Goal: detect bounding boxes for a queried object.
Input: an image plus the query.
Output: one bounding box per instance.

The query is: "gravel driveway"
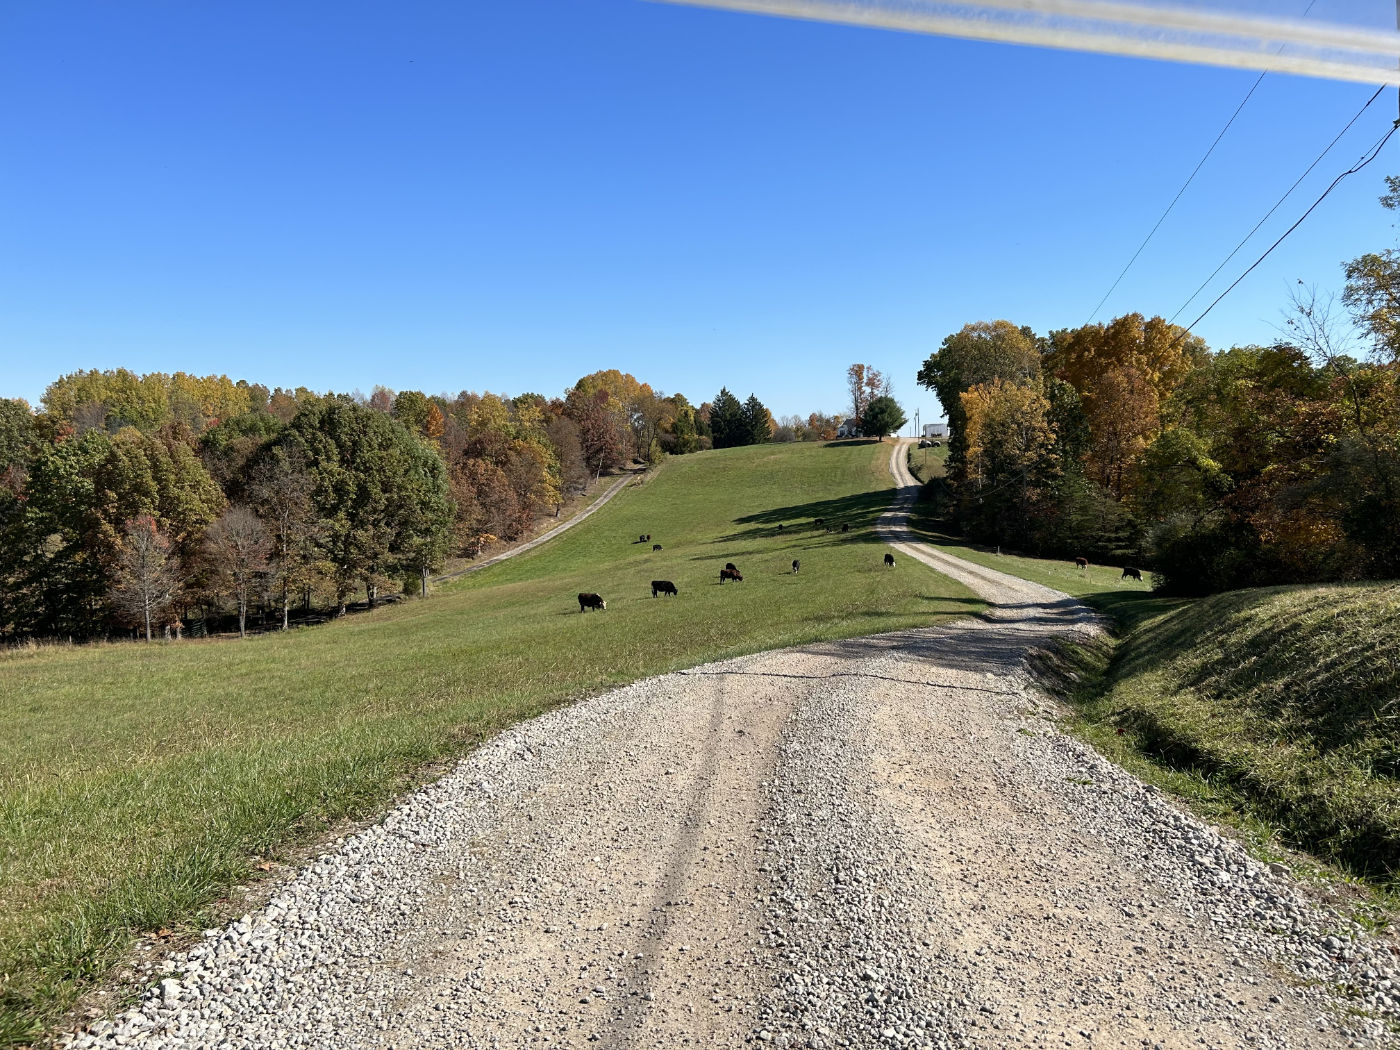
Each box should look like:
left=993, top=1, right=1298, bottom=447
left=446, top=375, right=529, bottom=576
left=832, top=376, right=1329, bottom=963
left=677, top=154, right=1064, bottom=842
left=68, top=442, right=1400, bottom=1049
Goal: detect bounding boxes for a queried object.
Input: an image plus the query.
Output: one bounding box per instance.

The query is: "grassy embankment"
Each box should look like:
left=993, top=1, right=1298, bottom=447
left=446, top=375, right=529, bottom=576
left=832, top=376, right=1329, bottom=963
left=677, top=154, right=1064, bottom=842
left=0, top=440, right=983, bottom=1046
left=907, top=443, right=1400, bottom=895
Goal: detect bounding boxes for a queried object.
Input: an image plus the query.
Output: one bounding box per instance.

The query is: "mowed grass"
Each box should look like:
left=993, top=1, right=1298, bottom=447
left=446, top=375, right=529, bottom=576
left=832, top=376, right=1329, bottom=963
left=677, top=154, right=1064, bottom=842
left=1078, top=583, right=1400, bottom=886
left=0, top=440, right=983, bottom=1044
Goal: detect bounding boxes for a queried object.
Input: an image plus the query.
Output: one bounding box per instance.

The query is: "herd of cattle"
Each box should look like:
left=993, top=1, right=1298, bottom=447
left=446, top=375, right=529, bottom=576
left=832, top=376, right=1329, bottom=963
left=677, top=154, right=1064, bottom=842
left=577, top=519, right=887, bottom=613
left=576, top=526, right=1147, bottom=613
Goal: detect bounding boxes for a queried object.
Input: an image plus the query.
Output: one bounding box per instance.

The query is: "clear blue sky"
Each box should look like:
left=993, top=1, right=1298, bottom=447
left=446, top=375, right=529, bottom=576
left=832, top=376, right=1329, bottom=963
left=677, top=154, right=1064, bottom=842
left=2, top=1, right=1397, bottom=425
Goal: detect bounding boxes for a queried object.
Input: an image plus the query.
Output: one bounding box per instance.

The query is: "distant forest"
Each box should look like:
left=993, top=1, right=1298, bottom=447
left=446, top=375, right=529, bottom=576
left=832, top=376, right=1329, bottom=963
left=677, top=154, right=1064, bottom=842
left=0, top=369, right=847, bottom=643
left=921, top=179, right=1400, bottom=594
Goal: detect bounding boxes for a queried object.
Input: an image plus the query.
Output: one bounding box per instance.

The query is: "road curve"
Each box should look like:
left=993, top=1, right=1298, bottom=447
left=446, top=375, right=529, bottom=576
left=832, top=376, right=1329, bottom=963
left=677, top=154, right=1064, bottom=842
left=70, top=445, right=1398, bottom=1050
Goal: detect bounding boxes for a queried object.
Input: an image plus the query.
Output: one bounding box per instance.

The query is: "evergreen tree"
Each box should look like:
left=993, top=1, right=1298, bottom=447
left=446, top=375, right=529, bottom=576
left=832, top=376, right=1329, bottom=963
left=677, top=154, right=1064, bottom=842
left=709, top=388, right=745, bottom=449
left=742, top=394, right=774, bottom=444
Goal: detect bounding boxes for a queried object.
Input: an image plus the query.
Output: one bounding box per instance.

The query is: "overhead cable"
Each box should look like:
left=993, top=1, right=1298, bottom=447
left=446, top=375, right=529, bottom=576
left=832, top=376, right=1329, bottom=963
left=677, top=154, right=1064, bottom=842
left=1169, top=84, right=1386, bottom=325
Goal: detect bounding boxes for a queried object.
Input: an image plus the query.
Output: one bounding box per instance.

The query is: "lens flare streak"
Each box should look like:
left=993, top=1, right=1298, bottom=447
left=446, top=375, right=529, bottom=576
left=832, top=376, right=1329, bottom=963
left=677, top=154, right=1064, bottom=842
left=658, top=0, right=1400, bottom=85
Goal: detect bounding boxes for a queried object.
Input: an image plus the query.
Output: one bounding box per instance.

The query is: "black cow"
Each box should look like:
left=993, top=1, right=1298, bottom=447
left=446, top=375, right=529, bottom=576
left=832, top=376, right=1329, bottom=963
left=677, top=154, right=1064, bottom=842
left=1122, top=566, right=1143, bottom=581
left=651, top=580, right=678, bottom=597
left=637, top=534, right=646, bottom=544
left=652, top=544, right=662, bottom=551
left=578, top=592, right=607, bottom=612
left=720, top=568, right=743, bottom=583
left=840, top=523, right=849, bottom=533
left=777, top=523, right=785, bottom=532
left=792, top=559, right=800, bottom=574
left=725, top=562, right=738, bottom=572
left=884, top=553, right=895, bottom=569
left=1075, top=557, right=1088, bottom=570
left=814, top=518, right=825, bottom=527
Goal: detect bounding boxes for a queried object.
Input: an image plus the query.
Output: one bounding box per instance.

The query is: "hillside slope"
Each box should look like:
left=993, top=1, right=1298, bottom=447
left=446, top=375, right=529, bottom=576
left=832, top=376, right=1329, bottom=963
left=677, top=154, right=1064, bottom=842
left=0, top=440, right=981, bottom=1044
left=1078, top=581, right=1400, bottom=882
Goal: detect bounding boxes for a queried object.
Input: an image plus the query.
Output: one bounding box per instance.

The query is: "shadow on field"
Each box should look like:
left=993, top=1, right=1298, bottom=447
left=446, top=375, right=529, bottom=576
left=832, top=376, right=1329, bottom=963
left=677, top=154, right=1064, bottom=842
left=718, top=490, right=895, bottom=545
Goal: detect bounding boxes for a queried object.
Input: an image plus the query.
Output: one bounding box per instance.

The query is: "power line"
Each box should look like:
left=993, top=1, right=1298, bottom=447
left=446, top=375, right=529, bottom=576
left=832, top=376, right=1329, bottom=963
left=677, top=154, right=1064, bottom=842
left=1178, top=117, right=1400, bottom=336
left=1083, top=0, right=1319, bottom=325
left=1169, top=85, right=1386, bottom=325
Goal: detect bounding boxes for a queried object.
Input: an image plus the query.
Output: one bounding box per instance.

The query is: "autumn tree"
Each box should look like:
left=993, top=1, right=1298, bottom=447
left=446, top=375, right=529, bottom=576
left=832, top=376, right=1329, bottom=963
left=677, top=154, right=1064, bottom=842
left=109, top=515, right=180, bottom=640
left=545, top=414, right=589, bottom=507
left=1342, top=174, right=1400, bottom=362
left=203, top=506, right=272, bottom=637
left=662, top=394, right=702, bottom=454
left=959, top=378, right=1058, bottom=548
left=846, top=364, right=888, bottom=429
left=918, top=322, right=1042, bottom=482
left=246, top=446, right=319, bottom=629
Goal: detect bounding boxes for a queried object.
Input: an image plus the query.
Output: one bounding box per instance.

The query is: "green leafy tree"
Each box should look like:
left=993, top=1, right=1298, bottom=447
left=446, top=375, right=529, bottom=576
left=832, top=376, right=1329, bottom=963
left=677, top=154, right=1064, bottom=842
left=861, top=395, right=906, bottom=440
left=279, top=397, right=453, bottom=614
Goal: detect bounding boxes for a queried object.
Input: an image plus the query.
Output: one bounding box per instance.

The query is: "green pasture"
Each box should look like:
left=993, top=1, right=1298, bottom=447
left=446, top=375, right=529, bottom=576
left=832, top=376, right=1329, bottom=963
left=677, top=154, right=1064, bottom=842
left=0, top=439, right=982, bottom=1044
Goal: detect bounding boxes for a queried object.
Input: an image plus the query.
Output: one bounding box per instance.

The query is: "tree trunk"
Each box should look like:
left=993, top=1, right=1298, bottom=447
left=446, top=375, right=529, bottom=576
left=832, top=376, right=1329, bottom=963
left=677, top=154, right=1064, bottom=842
left=237, top=593, right=247, bottom=639
left=420, top=565, right=428, bottom=599
left=282, top=582, right=290, bottom=631
left=143, top=599, right=152, bottom=642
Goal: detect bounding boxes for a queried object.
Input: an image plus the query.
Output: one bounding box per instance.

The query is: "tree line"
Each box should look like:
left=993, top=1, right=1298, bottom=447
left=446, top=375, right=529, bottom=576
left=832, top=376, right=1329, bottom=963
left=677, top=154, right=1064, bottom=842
left=919, top=179, right=1400, bottom=594
left=0, top=368, right=878, bottom=641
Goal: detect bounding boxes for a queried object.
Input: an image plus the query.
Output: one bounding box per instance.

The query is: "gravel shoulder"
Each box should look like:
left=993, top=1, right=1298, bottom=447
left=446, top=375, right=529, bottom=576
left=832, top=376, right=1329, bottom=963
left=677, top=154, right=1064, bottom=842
left=66, top=441, right=1399, bottom=1049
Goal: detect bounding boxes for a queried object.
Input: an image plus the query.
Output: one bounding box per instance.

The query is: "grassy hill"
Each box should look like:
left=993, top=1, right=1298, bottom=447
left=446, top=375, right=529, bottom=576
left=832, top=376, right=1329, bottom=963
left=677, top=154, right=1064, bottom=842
left=1077, top=582, right=1400, bottom=886
left=0, top=439, right=982, bottom=1044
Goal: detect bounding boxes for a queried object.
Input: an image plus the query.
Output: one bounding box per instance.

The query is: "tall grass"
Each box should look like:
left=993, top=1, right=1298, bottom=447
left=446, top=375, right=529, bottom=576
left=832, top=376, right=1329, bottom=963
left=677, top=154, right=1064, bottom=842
left=0, top=440, right=982, bottom=1045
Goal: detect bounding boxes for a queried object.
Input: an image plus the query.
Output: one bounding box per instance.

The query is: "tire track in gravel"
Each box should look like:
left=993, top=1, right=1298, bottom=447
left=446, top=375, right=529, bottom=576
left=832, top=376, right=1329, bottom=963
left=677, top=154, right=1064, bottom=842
left=67, top=442, right=1400, bottom=1050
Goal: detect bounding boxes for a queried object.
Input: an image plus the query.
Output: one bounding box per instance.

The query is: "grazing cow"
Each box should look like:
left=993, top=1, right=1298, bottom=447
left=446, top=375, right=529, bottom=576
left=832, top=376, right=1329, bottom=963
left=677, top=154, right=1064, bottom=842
left=1075, top=557, right=1088, bottom=570
left=651, top=580, right=678, bottom=597
left=637, top=534, right=646, bottom=544
left=578, top=592, right=607, bottom=613
left=814, top=518, right=825, bottom=527
left=777, top=523, right=785, bottom=532
left=1122, top=566, right=1143, bottom=581
left=720, top=568, right=743, bottom=583
left=884, top=553, right=895, bottom=569
left=725, top=562, right=738, bottom=572
left=652, top=544, right=662, bottom=551
left=841, top=523, right=849, bottom=533
left=792, top=559, right=800, bottom=574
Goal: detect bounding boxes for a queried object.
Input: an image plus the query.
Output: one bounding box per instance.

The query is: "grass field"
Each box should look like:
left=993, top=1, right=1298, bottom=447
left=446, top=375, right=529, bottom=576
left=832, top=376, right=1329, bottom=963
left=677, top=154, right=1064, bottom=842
left=0, top=440, right=983, bottom=1045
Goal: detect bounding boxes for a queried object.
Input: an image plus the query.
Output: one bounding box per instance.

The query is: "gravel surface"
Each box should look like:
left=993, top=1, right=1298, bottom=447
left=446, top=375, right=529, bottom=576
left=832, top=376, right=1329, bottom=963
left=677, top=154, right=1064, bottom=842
left=65, top=441, right=1399, bottom=1049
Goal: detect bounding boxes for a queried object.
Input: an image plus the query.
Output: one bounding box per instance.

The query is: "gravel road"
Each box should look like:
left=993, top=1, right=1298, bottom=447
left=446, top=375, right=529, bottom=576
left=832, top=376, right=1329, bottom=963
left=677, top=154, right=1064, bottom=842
left=68, top=441, right=1400, bottom=1049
